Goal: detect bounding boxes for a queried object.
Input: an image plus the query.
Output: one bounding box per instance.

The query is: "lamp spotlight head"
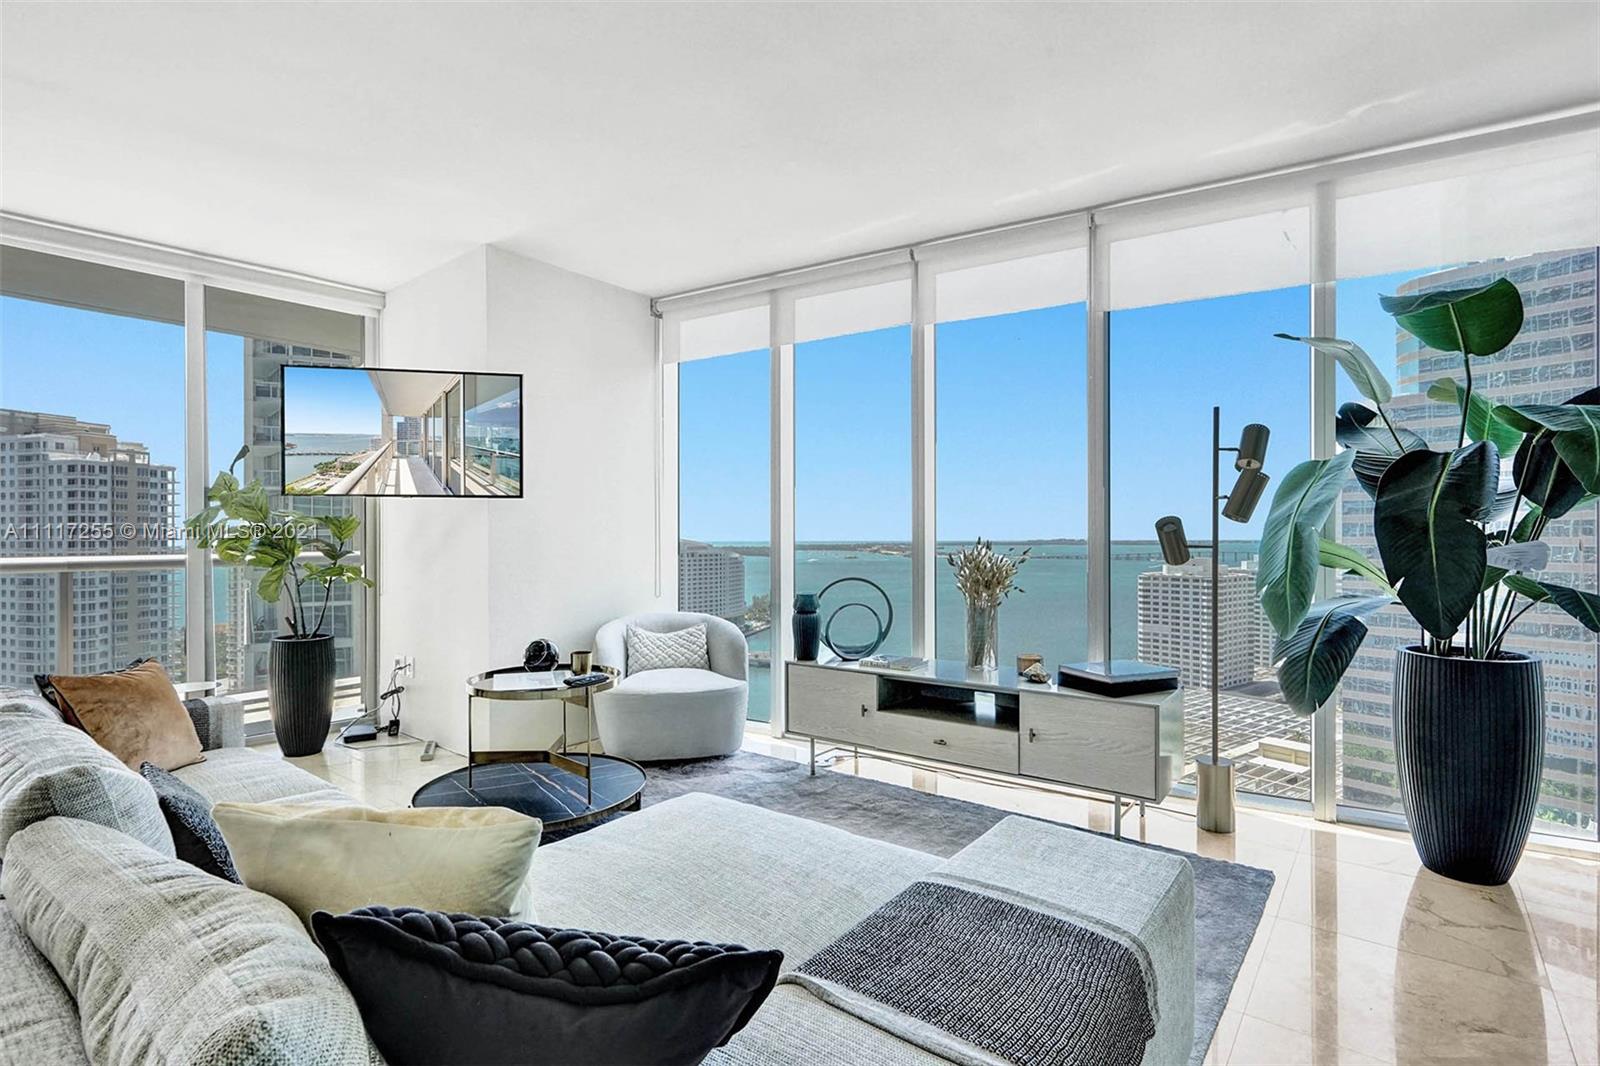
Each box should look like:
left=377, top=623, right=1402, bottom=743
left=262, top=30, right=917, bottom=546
left=1223, top=468, right=1271, bottom=522
left=1235, top=423, right=1271, bottom=471
left=1154, top=515, right=1191, bottom=566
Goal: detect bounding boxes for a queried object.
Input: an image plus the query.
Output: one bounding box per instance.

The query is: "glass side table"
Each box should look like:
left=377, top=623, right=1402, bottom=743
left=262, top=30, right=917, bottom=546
left=463, top=664, right=618, bottom=804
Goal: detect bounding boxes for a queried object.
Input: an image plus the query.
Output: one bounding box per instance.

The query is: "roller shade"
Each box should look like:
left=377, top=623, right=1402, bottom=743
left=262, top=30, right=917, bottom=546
left=662, top=295, right=769, bottom=363
left=918, top=216, right=1088, bottom=323
left=932, top=248, right=1088, bottom=323
left=1336, top=131, right=1600, bottom=280
left=205, top=285, right=365, bottom=355
left=788, top=266, right=911, bottom=345
left=0, top=246, right=183, bottom=323
left=1105, top=202, right=1311, bottom=311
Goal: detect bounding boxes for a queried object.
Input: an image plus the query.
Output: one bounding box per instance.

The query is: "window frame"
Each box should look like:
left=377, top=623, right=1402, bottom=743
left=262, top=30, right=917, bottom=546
left=0, top=218, right=384, bottom=721
left=659, top=117, right=1600, bottom=842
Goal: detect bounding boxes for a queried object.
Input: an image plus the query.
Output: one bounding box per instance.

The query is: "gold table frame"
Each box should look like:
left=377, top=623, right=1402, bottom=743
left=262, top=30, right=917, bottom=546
left=463, top=664, right=619, bottom=804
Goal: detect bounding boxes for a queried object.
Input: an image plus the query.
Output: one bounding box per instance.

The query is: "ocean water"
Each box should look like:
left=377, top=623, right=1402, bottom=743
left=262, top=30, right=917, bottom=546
left=282, top=433, right=375, bottom=483
left=726, top=540, right=1262, bottom=722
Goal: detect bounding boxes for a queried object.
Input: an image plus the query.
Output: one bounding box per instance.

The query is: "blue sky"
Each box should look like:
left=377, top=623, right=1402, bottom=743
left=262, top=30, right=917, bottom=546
left=679, top=280, right=1416, bottom=543
left=0, top=269, right=1423, bottom=539
left=282, top=366, right=381, bottom=435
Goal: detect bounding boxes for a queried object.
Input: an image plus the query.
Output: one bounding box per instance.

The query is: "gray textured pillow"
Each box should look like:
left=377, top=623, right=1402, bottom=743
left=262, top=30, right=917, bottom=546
left=625, top=623, right=711, bottom=675
left=141, top=762, right=240, bottom=883
left=0, top=712, right=173, bottom=862
left=1, top=817, right=376, bottom=1066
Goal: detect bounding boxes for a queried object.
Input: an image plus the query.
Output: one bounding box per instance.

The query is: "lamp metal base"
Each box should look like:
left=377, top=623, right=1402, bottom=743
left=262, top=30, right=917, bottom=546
left=1196, top=754, right=1236, bottom=834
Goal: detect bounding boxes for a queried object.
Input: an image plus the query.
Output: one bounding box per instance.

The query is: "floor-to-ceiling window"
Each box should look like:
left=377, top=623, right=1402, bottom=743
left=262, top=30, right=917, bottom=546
left=1105, top=205, right=1313, bottom=800
left=1331, top=142, right=1600, bottom=837
left=794, top=273, right=914, bottom=661
left=203, top=287, right=369, bottom=709
left=662, top=125, right=1599, bottom=839
left=672, top=300, right=773, bottom=720
left=931, top=246, right=1089, bottom=668
left=0, top=249, right=187, bottom=683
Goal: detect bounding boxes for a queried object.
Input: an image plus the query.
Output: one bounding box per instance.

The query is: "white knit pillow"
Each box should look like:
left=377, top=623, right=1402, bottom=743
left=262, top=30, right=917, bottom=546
left=626, top=623, right=711, bottom=675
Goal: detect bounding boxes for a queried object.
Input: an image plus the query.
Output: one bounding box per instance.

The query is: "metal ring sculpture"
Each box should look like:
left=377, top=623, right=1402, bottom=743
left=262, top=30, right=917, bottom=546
left=817, top=576, right=894, bottom=661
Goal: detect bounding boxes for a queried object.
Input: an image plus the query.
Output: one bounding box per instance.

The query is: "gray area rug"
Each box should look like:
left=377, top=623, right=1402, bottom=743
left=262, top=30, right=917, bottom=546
left=618, top=750, right=1273, bottom=1066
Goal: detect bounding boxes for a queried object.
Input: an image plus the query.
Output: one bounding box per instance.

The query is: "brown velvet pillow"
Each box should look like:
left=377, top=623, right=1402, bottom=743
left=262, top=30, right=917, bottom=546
left=36, top=660, right=205, bottom=772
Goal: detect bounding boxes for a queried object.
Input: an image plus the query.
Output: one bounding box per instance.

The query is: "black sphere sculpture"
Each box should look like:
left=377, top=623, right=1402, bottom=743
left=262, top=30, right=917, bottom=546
left=816, top=577, right=893, bottom=661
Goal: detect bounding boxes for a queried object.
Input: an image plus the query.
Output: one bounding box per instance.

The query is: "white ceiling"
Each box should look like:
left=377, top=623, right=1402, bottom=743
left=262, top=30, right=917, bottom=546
left=2, top=2, right=1597, bottom=297
left=369, top=370, right=457, bottom=418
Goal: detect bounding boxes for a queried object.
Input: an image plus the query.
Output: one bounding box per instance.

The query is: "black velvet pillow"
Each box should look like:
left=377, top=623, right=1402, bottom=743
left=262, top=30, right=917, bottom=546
left=312, top=906, right=783, bottom=1066
left=139, top=761, right=240, bottom=883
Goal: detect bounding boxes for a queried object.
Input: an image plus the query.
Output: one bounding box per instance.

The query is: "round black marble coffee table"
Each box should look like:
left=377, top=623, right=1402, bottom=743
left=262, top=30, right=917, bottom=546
left=412, top=754, right=645, bottom=831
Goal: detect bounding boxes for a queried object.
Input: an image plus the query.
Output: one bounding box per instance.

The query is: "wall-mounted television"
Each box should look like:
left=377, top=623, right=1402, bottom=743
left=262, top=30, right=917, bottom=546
left=279, top=365, right=523, bottom=498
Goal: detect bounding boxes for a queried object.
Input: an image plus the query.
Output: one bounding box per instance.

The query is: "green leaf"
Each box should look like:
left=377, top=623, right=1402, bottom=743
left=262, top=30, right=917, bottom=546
left=223, top=482, right=270, bottom=524
left=1501, top=574, right=1550, bottom=603
left=207, top=470, right=240, bottom=500
left=1275, top=334, right=1392, bottom=405
left=1257, top=451, right=1356, bottom=637
left=256, top=565, right=288, bottom=604
left=318, top=514, right=361, bottom=542
left=1335, top=404, right=1428, bottom=500
left=1318, top=538, right=1396, bottom=597
left=1496, top=404, right=1600, bottom=494
left=1373, top=442, right=1497, bottom=641
left=1335, top=403, right=1427, bottom=456
left=1427, top=378, right=1523, bottom=453
left=1274, top=595, right=1393, bottom=715
left=1379, top=277, right=1524, bottom=356
left=1539, top=583, right=1600, bottom=633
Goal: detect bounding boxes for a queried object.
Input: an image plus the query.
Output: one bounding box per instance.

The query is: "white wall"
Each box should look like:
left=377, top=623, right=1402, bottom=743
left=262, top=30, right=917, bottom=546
left=378, top=245, right=668, bottom=754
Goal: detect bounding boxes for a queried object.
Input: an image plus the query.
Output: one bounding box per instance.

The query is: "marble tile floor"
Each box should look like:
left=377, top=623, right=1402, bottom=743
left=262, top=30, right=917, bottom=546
left=259, top=732, right=1599, bottom=1066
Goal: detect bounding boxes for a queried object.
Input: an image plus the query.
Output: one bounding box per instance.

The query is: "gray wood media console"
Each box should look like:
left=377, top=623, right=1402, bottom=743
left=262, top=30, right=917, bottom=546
left=785, top=659, right=1183, bottom=837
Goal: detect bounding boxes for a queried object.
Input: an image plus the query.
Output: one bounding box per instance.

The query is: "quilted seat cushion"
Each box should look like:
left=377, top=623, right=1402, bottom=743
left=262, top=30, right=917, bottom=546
left=172, top=747, right=356, bottom=807
left=613, top=668, right=745, bottom=698
left=313, top=905, right=782, bottom=1066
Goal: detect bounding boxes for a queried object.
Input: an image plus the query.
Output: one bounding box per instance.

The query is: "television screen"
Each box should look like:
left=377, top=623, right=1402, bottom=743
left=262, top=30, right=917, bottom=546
left=279, top=366, right=522, bottom=497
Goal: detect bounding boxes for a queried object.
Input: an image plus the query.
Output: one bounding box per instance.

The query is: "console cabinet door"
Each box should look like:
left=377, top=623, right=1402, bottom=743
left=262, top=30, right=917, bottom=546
left=1019, top=692, right=1158, bottom=799
left=786, top=664, right=878, bottom=744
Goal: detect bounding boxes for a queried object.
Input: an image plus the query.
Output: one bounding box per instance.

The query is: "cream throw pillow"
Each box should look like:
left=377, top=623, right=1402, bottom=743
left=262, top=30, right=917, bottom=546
left=212, top=803, right=540, bottom=927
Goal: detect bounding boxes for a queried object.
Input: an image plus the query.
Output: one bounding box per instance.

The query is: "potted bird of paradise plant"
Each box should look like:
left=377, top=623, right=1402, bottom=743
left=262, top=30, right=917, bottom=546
left=187, top=446, right=372, bottom=756
left=1259, top=277, right=1599, bottom=884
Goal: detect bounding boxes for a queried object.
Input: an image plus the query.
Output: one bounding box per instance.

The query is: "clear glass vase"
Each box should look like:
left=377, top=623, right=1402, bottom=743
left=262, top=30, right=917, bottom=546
left=964, top=600, right=999, bottom=671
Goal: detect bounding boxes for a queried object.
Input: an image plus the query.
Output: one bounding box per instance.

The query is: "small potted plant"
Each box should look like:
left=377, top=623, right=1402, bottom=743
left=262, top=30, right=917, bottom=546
left=1261, top=278, right=1600, bottom=884
left=187, top=446, right=373, bottom=756
left=947, top=539, right=1028, bottom=671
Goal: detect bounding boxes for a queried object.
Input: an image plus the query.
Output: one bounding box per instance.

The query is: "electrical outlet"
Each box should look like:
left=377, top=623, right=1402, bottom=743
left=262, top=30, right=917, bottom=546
left=403, top=656, right=415, bottom=678
left=392, top=655, right=404, bottom=673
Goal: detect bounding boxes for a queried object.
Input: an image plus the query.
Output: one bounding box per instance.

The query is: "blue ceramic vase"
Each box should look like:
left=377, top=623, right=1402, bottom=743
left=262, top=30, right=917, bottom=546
left=793, top=594, right=821, bottom=661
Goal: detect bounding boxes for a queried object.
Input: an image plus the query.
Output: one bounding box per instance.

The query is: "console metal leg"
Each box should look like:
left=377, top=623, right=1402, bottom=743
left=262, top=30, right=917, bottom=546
left=809, top=736, right=816, bottom=776
left=1139, top=799, right=1146, bottom=819
left=1113, top=793, right=1122, bottom=838
left=466, top=695, right=473, bottom=789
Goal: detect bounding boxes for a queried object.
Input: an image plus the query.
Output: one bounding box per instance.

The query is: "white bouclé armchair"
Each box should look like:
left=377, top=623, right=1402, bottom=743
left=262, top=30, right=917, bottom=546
left=592, top=611, right=748, bottom=762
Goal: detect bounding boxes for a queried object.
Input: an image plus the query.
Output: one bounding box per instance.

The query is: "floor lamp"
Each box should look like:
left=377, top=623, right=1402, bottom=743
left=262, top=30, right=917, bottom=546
left=1154, top=407, right=1270, bottom=835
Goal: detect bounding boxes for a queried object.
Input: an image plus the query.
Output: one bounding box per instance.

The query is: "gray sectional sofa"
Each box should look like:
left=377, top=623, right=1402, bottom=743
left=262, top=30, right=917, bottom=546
left=0, top=685, right=1197, bottom=1066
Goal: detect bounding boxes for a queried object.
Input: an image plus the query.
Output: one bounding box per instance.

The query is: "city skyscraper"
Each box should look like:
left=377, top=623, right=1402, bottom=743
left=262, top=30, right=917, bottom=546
left=1339, top=248, right=1599, bottom=834
left=1136, top=560, right=1260, bottom=688
left=0, top=409, right=183, bottom=685
left=678, top=540, right=747, bottom=619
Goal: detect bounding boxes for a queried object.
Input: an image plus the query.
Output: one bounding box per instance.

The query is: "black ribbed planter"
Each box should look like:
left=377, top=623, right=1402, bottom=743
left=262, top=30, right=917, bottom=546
left=1393, top=646, right=1544, bottom=886
left=269, top=634, right=336, bottom=757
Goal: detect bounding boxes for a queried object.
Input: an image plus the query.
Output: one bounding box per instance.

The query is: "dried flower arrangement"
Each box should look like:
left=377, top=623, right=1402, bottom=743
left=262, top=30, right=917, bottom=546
left=946, top=538, right=1029, bottom=608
